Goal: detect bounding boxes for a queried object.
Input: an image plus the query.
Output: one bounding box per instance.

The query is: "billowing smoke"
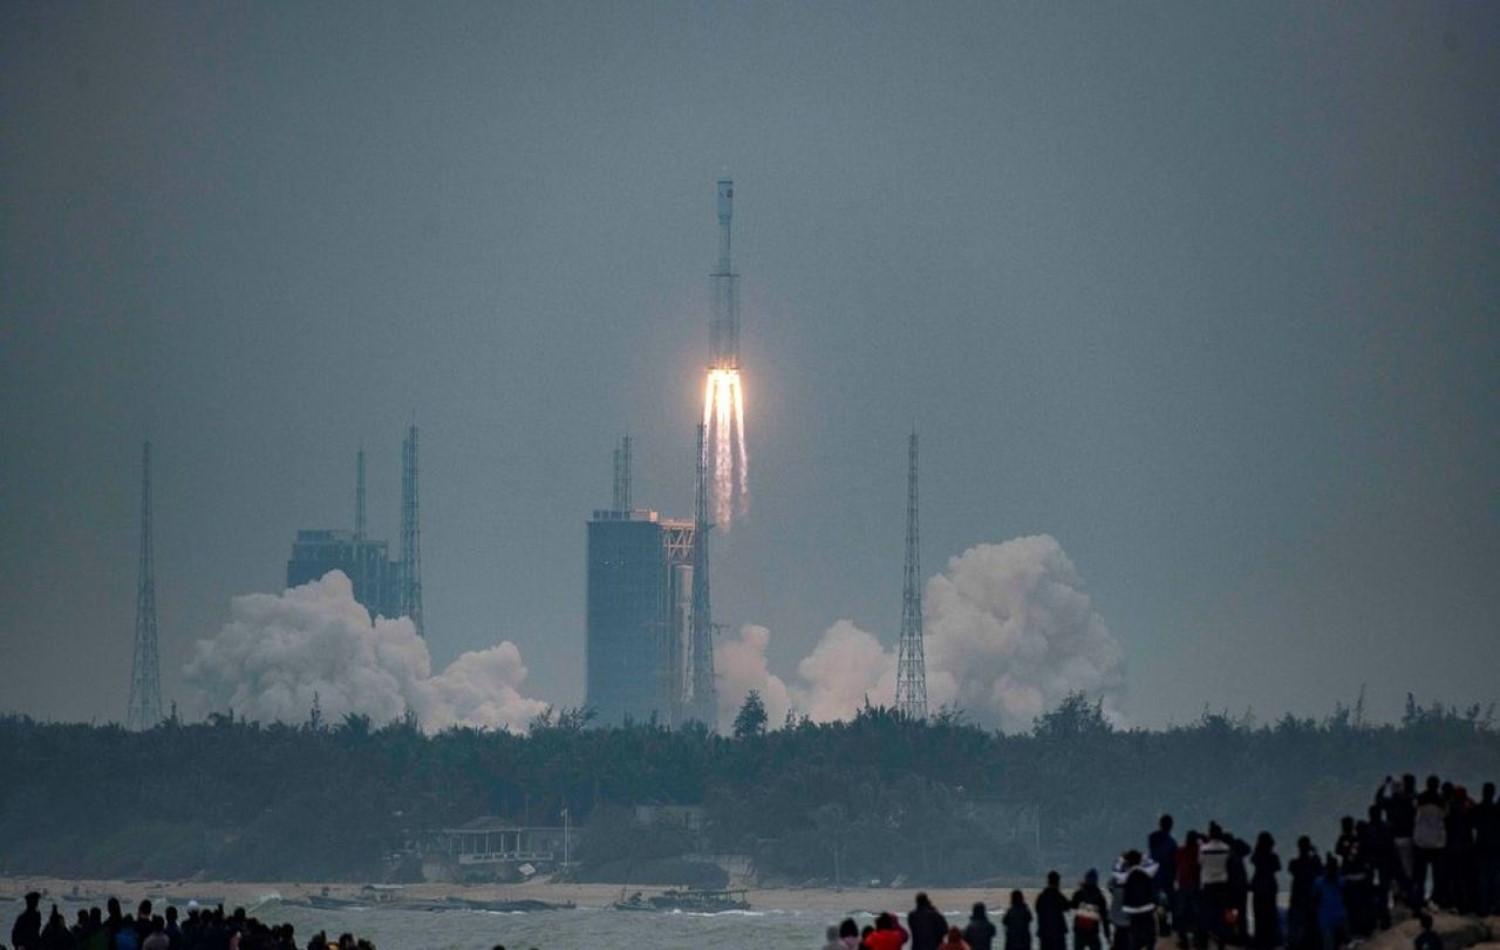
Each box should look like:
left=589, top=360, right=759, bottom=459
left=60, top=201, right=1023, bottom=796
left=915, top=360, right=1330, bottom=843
left=925, top=535, right=1124, bottom=728
left=182, top=572, right=548, bottom=733
left=715, top=624, right=793, bottom=727
left=716, top=535, right=1125, bottom=732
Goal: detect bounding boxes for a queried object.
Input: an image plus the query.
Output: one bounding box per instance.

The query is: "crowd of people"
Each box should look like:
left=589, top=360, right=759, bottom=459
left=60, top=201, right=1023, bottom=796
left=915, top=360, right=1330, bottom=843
left=7, top=772, right=1497, bottom=950
left=6, top=897, right=375, bottom=950
left=822, top=773, right=1500, bottom=950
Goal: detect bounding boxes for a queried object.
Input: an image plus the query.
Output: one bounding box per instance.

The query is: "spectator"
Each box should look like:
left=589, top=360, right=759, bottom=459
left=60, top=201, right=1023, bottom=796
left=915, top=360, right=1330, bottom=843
left=964, top=903, right=996, bottom=950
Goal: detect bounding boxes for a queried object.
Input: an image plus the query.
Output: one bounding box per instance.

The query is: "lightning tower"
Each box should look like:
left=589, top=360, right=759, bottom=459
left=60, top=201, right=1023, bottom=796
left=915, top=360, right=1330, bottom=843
left=611, top=435, right=633, bottom=511
left=895, top=431, right=928, bottom=719
left=400, top=424, right=425, bottom=637
left=687, top=422, right=718, bottom=729
left=703, top=176, right=748, bottom=528
left=127, top=440, right=162, bottom=730
left=355, top=446, right=367, bottom=540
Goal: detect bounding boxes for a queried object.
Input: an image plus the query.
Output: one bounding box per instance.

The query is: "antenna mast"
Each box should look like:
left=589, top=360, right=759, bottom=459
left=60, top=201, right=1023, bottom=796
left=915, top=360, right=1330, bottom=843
left=127, top=440, right=162, bottom=730
left=401, top=424, right=425, bottom=637
left=355, top=446, right=367, bottom=540
left=895, top=430, right=928, bottom=719
left=612, top=435, right=632, bottom=511
left=688, top=423, right=718, bottom=730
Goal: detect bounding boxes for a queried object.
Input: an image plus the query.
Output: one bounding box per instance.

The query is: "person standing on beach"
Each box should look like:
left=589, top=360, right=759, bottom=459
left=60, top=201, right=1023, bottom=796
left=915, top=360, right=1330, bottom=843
left=1314, top=855, right=1347, bottom=950
left=1003, top=890, right=1034, bottom=950
left=10, top=891, right=42, bottom=950
left=964, top=902, right=997, bottom=950
left=1071, top=869, right=1110, bottom=950
left=1379, top=775, right=1418, bottom=902
left=1037, top=871, right=1070, bottom=950
left=909, top=893, right=949, bottom=950
left=1150, top=816, right=1179, bottom=938
left=1476, top=782, right=1500, bottom=915
left=1287, top=836, right=1321, bottom=950
left=1198, top=825, right=1232, bottom=950
left=1117, top=850, right=1158, bottom=950
left=1249, top=832, right=1281, bottom=950
left=1413, top=776, right=1447, bottom=907
left=1175, top=831, right=1202, bottom=950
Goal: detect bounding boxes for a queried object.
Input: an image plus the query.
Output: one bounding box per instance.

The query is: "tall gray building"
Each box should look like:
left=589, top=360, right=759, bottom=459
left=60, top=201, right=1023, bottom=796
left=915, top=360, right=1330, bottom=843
left=585, top=508, right=695, bottom=726
left=286, top=438, right=420, bottom=628
left=586, top=436, right=699, bottom=725
left=286, top=528, right=402, bottom=620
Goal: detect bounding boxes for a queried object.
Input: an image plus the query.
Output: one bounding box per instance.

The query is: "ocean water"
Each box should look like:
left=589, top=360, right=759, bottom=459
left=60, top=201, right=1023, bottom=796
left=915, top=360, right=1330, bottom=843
left=10, top=898, right=898, bottom=950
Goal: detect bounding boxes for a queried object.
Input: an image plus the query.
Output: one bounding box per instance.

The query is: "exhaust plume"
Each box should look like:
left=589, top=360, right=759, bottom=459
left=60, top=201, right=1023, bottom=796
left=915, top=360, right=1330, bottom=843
left=182, top=571, right=547, bottom=733
left=716, top=535, right=1125, bottom=732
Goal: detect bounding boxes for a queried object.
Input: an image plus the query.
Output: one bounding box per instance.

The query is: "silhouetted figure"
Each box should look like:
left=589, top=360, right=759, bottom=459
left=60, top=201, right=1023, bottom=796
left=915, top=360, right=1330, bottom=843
left=163, top=908, right=180, bottom=950
left=1176, top=830, right=1202, bottom=950
left=1117, top=849, right=1158, bottom=950
left=1314, top=855, right=1347, bottom=950
left=1361, top=804, right=1395, bottom=930
left=1199, top=824, right=1232, bottom=950
left=39, top=905, right=71, bottom=950
left=829, top=924, right=853, bottom=950
left=1037, top=871, right=1070, bottom=950
left=1004, top=890, right=1034, bottom=950
left=1378, top=775, right=1419, bottom=906
left=1477, top=782, right=1500, bottom=915
left=842, top=917, right=864, bottom=949
left=965, top=903, right=997, bottom=950
left=1445, top=784, right=1476, bottom=913
left=1287, top=836, right=1321, bottom=950
left=1250, top=832, right=1280, bottom=950
left=910, top=893, right=950, bottom=950
left=1342, top=828, right=1375, bottom=937
left=1150, top=815, right=1179, bottom=937
left=11, top=892, right=42, bottom=950
left=1413, top=775, right=1447, bottom=905
left=1108, top=857, right=1131, bottom=950
left=82, top=909, right=104, bottom=950
left=1071, top=869, right=1110, bottom=950
left=1229, top=834, right=1253, bottom=944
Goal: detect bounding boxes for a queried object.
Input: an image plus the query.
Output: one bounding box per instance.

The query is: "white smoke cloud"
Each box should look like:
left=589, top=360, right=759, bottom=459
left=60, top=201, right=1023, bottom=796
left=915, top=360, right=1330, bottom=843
left=794, top=620, right=897, bottom=721
left=717, top=535, right=1125, bottom=733
left=182, top=571, right=548, bottom=733
left=925, top=535, right=1124, bottom=729
left=715, top=624, right=793, bottom=728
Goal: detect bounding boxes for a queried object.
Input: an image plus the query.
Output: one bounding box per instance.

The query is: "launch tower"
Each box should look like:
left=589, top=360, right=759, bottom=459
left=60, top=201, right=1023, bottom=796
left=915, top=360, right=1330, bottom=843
left=895, top=431, right=928, bottom=719
left=127, top=440, right=162, bottom=731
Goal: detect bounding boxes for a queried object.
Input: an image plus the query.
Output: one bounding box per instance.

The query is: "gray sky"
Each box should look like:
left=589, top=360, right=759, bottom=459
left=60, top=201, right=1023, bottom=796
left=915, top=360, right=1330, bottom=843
left=2, top=1, right=1496, bottom=729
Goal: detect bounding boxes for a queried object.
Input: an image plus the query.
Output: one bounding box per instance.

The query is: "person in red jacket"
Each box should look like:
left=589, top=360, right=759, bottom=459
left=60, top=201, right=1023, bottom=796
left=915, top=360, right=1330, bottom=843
left=867, top=911, right=912, bottom=950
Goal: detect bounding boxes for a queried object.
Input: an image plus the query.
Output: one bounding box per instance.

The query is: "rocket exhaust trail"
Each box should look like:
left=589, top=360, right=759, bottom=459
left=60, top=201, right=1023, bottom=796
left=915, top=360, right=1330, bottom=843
left=704, top=176, right=747, bottom=528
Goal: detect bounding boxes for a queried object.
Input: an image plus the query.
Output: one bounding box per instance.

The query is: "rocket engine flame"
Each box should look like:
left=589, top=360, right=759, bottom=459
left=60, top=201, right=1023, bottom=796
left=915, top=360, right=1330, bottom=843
left=703, top=367, right=748, bottom=528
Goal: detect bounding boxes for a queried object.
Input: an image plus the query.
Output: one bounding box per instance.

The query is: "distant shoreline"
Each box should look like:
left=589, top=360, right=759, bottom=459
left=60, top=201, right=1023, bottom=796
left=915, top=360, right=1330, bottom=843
left=0, top=875, right=1034, bottom=916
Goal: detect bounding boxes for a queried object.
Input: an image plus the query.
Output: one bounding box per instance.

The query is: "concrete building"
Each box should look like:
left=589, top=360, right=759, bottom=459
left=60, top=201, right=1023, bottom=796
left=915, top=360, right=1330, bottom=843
left=585, top=507, right=695, bottom=726
left=286, top=528, right=402, bottom=620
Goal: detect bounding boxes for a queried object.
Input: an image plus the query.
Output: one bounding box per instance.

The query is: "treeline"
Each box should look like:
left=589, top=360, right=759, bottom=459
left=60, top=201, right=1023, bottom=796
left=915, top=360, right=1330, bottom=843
left=0, top=695, right=1496, bottom=886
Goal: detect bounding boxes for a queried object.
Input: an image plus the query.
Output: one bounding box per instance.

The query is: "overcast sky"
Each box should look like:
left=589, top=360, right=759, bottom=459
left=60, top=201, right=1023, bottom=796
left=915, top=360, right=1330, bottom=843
left=2, top=1, right=1496, bottom=729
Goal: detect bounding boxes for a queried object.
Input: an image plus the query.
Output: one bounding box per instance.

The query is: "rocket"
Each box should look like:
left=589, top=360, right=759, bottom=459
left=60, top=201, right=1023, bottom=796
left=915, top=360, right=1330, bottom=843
left=709, top=176, right=739, bottom=370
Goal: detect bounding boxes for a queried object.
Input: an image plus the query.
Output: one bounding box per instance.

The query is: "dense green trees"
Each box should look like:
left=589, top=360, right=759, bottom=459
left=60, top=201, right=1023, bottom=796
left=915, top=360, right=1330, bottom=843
left=0, top=696, right=1494, bottom=885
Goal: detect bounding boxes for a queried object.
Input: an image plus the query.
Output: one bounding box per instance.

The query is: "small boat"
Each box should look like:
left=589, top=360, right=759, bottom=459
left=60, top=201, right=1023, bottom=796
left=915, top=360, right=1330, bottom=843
left=613, top=888, right=750, bottom=913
